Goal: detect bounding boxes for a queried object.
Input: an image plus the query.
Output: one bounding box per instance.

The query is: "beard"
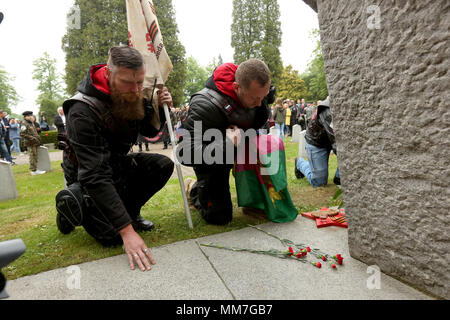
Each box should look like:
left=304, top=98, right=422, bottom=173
left=110, top=82, right=145, bottom=121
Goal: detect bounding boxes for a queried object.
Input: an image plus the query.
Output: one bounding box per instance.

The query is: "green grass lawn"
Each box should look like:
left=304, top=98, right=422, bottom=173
left=0, top=140, right=339, bottom=280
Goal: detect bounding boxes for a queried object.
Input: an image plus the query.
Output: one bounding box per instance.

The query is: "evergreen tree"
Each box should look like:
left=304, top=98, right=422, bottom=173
left=62, top=0, right=128, bottom=95
left=231, top=0, right=263, bottom=64
left=231, top=0, right=282, bottom=87
left=260, top=0, right=282, bottom=88
left=62, top=0, right=187, bottom=107
left=153, top=0, right=187, bottom=107
left=0, top=66, right=20, bottom=114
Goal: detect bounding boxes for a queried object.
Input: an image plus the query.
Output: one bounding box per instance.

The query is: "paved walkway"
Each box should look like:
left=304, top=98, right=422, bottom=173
left=5, top=216, right=433, bottom=300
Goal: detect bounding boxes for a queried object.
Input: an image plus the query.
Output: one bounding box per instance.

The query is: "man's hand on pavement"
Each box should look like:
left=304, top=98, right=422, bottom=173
left=120, top=224, right=156, bottom=271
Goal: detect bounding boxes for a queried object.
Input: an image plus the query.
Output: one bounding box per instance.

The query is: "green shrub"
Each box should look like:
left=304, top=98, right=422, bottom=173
left=19, top=130, right=59, bottom=150
left=39, top=130, right=58, bottom=146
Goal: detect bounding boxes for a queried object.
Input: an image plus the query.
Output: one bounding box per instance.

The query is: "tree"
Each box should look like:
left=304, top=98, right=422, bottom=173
left=0, top=66, right=20, bottom=114
left=62, top=0, right=186, bottom=107
left=153, top=0, right=187, bottom=108
left=32, top=52, right=64, bottom=104
left=277, top=65, right=307, bottom=101
left=184, top=56, right=208, bottom=103
left=260, top=0, right=283, bottom=88
left=231, top=0, right=282, bottom=87
left=301, top=29, right=328, bottom=102
left=62, top=0, right=129, bottom=95
left=231, top=0, right=263, bottom=64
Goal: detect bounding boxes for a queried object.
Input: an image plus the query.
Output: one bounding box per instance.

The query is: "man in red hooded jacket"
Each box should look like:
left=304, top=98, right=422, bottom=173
left=179, top=59, right=276, bottom=225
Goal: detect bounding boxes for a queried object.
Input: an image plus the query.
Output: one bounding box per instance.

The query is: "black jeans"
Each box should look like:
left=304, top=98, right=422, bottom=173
left=190, top=165, right=233, bottom=225
left=82, top=153, right=174, bottom=246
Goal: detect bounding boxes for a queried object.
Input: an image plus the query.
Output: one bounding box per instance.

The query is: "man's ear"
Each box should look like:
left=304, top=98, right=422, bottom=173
left=104, top=66, right=111, bottom=81
left=232, top=81, right=239, bottom=93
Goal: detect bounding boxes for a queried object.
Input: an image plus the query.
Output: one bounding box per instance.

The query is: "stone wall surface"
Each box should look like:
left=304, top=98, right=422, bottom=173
left=310, top=0, right=450, bottom=298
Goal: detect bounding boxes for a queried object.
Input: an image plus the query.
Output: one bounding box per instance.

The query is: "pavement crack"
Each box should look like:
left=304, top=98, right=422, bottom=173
left=195, top=240, right=237, bottom=300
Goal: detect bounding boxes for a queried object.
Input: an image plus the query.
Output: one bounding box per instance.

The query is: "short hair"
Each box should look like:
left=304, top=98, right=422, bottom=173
left=107, top=45, right=144, bottom=74
left=235, top=59, right=270, bottom=90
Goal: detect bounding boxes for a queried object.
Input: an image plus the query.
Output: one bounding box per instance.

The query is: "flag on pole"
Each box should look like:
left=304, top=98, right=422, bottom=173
left=126, top=0, right=193, bottom=229
left=234, top=135, right=298, bottom=223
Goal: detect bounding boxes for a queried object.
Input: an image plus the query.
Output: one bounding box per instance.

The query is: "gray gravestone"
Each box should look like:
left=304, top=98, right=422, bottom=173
left=269, top=126, right=279, bottom=136
left=0, top=160, right=18, bottom=202
left=291, top=124, right=301, bottom=142
left=298, top=130, right=307, bottom=159
left=37, top=146, right=52, bottom=172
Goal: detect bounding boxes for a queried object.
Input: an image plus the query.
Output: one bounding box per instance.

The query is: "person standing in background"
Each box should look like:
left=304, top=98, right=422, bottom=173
left=8, top=118, right=23, bottom=156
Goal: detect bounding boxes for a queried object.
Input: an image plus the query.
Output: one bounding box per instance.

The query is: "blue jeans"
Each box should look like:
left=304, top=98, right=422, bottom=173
left=10, top=138, right=22, bottom=155
left=296, top=141, right=339, bottom=188
left=0, top=138, right=12, bottom=162
left=275, top=123, right=285, bottom=140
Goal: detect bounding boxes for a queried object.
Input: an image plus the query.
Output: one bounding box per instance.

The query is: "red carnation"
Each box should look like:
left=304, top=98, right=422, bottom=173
left=302, top=251, right=307, bottom=256
left=331, top=264, right=336, bottom=269
left=317, top=262, right=322, bottom=268
left=337, top=257, right=344, bottom=265
left=336, top=254, right=342, bottom=259
left=288, top=247, right=294, bottom=256
left=306, top=247, right=311, bottom=252
left=322, top=255, right=327, bottom=261
left=296, top=253, right=301, bottom=259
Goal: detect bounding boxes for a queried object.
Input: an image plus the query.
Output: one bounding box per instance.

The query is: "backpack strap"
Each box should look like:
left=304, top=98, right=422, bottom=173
left=194, top=88, right=234, bottom=115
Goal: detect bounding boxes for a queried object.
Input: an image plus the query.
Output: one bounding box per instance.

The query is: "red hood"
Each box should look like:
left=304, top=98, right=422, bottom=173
left=213, top=63, right=239, bottom=102
left=90, top=64, right=111, bottom=95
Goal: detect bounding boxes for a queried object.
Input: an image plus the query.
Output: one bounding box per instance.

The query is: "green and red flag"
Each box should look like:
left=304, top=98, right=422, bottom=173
left=234, top=134, right=298, bottom=223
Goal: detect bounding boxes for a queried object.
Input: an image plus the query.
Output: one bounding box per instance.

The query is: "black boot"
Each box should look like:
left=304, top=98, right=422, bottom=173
left=294, top=157, right=305, bottom=179
left=56, top=212, right=75, bottom=234
left=132, top=215, right=155, bottom=232
left=333, top=176, right=341, bottom=185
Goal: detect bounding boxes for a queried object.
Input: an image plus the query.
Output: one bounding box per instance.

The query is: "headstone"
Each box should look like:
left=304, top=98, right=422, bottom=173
left=0, top=160, right=18, bottom=202
left=291, top=124, right=301, bottom=142
left=298, top=130, right=307, bottom=159
left=269, top=126, right=279, bottom=136
left=37, top=146, right=52, bottom=172
left=44, top=143, right=55, bottom=150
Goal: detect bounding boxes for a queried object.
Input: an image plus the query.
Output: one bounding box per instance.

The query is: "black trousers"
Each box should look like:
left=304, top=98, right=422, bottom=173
left=82, top=153, right=174, bottom=246
left=190, top=165, right=233, bottom=225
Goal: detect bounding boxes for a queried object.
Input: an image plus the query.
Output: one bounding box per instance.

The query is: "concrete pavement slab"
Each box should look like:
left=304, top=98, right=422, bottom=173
left=197, top=217, right=434, bottom=300
left=5, top=240, right=233, bottom=300
left=4, top=217, right=434, bottom=300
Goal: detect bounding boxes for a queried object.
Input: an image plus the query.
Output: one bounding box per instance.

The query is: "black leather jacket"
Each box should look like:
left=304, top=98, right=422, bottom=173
left=61, top=64, right=165, bottom=231
left=305, top=98, right=336, bottom=154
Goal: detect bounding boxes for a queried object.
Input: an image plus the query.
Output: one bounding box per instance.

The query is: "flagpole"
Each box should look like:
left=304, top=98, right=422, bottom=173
left=162, top=103, right=193, bottom=229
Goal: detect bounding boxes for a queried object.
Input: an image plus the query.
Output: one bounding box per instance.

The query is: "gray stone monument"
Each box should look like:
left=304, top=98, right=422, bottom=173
left=0, top=160, right=18, bottom=202
left=37, top=146, right=52, bottom=172
left=304, top=0, right=449, bottom=299
left=298, top=130, right=307, bottom=159
left=291, top=124, right=301, bottom=142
